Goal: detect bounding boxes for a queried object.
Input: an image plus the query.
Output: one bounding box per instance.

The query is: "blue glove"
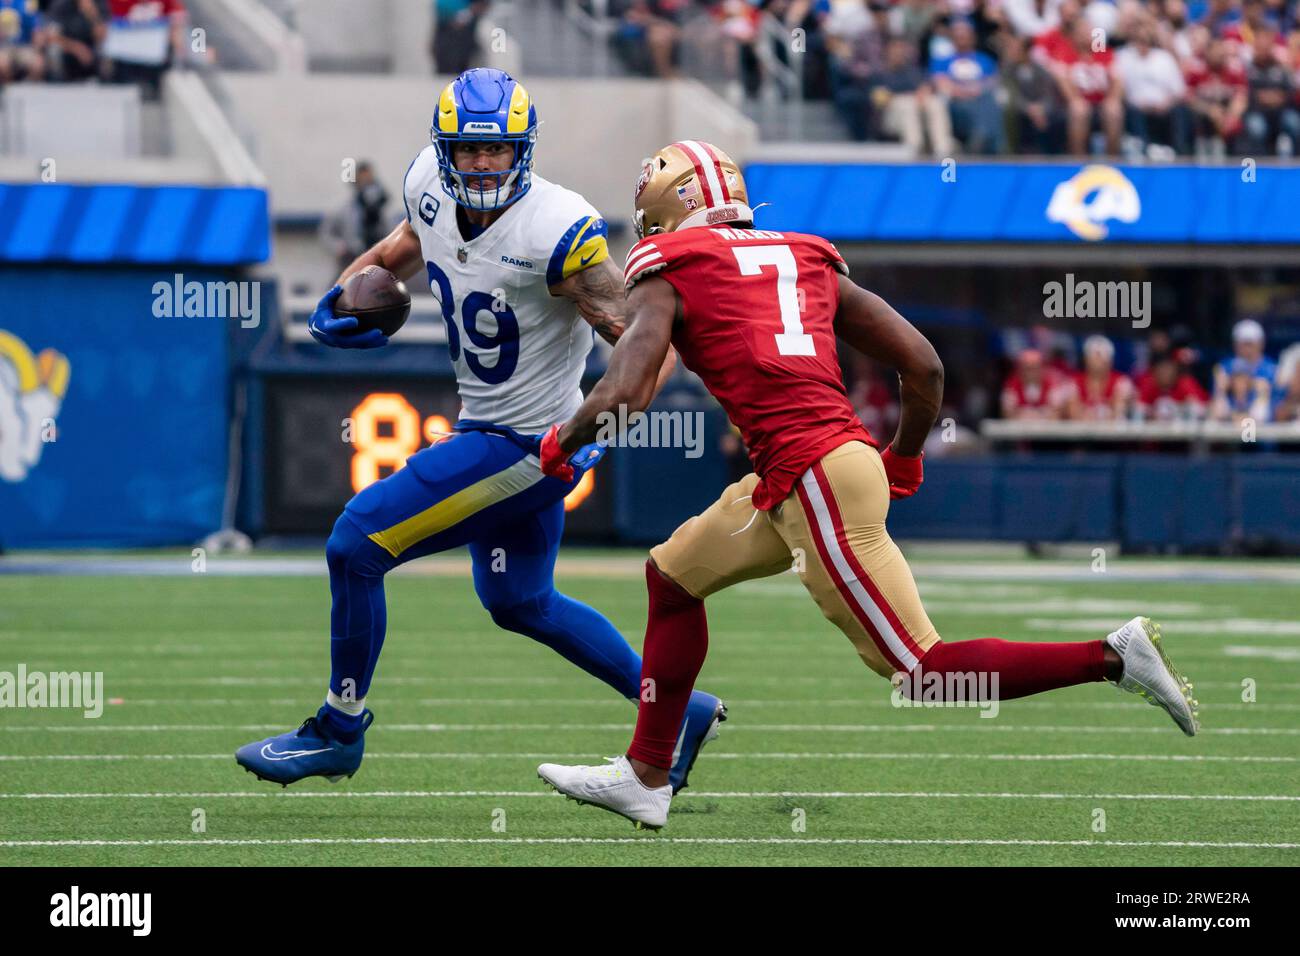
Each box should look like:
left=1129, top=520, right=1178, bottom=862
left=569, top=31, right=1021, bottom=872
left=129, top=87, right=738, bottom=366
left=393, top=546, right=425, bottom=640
left=307, top=285, right=389, bottom=349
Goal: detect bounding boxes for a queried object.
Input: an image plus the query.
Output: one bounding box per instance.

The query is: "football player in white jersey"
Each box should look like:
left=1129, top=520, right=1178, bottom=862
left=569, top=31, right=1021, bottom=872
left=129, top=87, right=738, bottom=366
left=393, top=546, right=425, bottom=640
left=237, top=68, right=725, bottom=793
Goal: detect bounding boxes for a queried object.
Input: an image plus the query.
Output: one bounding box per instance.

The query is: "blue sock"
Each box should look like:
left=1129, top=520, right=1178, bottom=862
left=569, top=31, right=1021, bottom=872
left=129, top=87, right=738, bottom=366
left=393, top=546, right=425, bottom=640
left=317, top=702, right=366, bottom=743
left=323, top=514, right=395, bottom=732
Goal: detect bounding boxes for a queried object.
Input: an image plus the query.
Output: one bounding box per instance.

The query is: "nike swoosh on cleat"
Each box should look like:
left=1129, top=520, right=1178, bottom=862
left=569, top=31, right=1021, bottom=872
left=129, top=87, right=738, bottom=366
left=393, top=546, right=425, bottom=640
left=260, top=744, right=333, bottom=761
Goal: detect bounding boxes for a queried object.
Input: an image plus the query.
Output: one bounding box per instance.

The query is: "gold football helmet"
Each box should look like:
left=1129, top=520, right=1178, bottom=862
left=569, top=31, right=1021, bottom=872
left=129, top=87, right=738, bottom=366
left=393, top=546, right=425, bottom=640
left=633, top=140, right=754, bottom=239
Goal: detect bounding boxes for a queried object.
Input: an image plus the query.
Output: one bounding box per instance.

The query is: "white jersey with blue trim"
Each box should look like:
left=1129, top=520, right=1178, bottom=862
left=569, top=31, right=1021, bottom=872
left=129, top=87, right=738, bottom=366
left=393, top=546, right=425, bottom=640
left=403, top=145, right=609, bottom=434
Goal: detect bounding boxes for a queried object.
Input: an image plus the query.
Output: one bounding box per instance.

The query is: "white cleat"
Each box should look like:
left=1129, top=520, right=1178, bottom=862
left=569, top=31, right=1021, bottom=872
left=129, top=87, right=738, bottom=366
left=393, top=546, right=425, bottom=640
left=1106, top=616, right=1200, bottom=737
left=537, top=755, right=672, bottom=830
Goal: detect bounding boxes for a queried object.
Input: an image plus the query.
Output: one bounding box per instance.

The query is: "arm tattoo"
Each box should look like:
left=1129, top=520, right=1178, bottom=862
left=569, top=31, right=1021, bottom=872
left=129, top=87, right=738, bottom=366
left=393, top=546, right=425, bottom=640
left=563, top=259, right=628, bottom=347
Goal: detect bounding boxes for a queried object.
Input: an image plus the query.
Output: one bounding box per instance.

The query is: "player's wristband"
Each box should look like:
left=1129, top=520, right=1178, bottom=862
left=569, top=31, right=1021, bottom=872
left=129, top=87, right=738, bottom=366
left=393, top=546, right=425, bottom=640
left=880, top=444, right=924, bottom=500
left=539, top=424, right=575, bottom=482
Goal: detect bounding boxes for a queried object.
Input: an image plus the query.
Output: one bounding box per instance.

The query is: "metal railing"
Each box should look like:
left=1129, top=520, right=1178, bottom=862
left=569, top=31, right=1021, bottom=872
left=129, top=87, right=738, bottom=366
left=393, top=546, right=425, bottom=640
left=981, top=419, right=1300, bottom=444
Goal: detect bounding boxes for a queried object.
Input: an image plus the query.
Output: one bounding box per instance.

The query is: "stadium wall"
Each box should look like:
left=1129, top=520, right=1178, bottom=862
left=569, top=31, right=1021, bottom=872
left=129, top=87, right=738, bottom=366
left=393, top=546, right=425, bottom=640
left=0, top=268, right=232, bottom=548
left=216, top=74, right=759, bottom=225
left=0, top=182, right=270, bottom=549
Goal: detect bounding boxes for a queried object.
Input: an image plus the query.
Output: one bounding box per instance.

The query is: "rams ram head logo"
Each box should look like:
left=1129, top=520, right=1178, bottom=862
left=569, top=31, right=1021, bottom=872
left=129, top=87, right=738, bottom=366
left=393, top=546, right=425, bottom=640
left=0, top=330, right=70, bottom=483
left=1046, top=165, right=1141, bottom=242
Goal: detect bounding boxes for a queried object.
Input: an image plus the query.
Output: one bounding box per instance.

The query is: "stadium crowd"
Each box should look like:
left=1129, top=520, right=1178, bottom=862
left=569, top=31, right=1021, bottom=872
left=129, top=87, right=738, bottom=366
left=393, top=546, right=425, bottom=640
left=603, top=0, right=1300, bottom=157
left=837, top=319, right=1300, bottom=458
left=0, top=0, right=188, bottom=97
left=994, top=319, right=1300, bottom=424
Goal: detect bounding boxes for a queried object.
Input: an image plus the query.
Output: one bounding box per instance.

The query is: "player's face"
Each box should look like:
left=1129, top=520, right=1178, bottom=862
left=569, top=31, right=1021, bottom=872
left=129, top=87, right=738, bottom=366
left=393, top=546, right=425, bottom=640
left=452, top=141, right=515, bottom=192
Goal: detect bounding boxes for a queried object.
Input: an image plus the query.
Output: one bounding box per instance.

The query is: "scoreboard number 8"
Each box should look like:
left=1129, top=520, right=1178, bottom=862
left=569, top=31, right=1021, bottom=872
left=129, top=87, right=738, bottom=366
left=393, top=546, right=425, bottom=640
left=349, top=393, right=451, bottom=491
left=347, top=392, right=594, bottom=512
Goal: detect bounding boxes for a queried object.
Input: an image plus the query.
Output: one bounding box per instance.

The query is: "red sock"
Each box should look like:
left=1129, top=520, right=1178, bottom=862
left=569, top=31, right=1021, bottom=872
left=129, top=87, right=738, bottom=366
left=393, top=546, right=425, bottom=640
left=627, top=562, right=709, bottom=770
left=905, top=638, right=1108, bottom=701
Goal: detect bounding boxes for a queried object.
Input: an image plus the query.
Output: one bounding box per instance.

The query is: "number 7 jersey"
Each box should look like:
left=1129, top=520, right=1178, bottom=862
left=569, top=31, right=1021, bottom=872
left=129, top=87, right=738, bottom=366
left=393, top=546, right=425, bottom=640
left=404, top=144, right=609, bottom=433
left=625, top=226, right=875, bottom=511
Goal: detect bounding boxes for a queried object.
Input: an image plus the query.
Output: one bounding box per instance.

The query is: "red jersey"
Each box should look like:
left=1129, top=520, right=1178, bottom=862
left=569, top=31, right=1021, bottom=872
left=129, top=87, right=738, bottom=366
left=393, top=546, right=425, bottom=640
left=1185, top=55, right=1248, bottom=105
left=1002, top=369, right=1065, bottom=416
left=1037, top=30, right=1115, bottom=103
left=625, top=226, right=874, bottom=511
left=1067, top=370, right=1134, bottom=418
left=108, top=0, right=184, bottom=19
left=1135, top=371, right=1210, bottom=420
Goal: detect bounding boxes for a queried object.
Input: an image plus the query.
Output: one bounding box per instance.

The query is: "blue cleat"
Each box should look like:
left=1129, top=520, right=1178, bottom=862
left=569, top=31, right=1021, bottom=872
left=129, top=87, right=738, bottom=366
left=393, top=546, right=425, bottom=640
left=668, top=691, right=726, bottom=794
left=236, top=709, right=374, bottom=787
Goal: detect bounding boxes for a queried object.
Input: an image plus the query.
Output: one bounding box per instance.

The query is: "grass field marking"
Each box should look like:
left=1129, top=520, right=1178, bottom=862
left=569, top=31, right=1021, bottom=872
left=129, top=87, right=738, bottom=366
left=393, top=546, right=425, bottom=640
left=7, top=722, right=1295, bottom=735
left=91, top=676, right=572, bottom=686
left=71, top=698, right=1300, bottom=712
left=1224, top=646, right=1300, bottom=662
left=2, top=837, right=1297, bottom=849
left=1, top=751, right=1296, bottom=763
left=4, top=790, right=1297, bottom=801
left=82, top=674, right=1300, bottom=688
left=1025, top=618, right=1300, bottom=636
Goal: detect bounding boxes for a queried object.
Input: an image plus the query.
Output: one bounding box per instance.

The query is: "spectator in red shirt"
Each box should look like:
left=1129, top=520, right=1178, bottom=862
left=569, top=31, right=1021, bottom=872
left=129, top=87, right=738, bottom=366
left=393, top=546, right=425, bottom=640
left=103, top=0, right=186, bottom=98
left=1185, top=36, right=1250, bottom=149
left=1135, top=349, right=1210, bottom=421
left=1223, top=0, right=1287, bottom=63
left=1039, top=13, right=1125, bottom=153
left=847, top=354, right=899, bottom=440
left=1063, top=334, right=1135, bottom=420
left=1002, top=348, right=1068, bottom=419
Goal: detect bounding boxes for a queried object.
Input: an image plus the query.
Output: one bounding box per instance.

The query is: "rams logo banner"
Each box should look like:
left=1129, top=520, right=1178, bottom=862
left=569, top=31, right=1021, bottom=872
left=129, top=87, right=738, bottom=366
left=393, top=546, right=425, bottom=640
left=0, top=330, right=69, bottom=483
left=742, top=163, right=1299, bottom=244
left=1046, top=165, right=1141, bottom=242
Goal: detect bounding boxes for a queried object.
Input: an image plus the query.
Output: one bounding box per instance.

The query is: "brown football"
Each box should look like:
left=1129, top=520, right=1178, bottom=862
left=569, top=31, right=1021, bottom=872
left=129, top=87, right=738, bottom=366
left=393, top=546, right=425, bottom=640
left=336, top=265, right=411, bottom=337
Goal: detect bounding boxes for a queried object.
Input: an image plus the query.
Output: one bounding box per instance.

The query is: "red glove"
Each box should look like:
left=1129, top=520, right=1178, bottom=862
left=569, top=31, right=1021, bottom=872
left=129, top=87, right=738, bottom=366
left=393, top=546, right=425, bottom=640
left=880, top=444, right=923, bottom=500
left=539, top=424, right=575, bottom=482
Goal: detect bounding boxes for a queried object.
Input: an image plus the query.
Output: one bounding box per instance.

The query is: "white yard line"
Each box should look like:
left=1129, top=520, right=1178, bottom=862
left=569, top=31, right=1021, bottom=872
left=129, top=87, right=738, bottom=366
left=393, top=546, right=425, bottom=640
left=1026, top=618, right=1300, bottom=636
left=3, top=722, right=1295, bottom=735
left=0, top=751, right=1295, bottom=763
left=2, top=789, right=1295, bottom=802
left=79, top=697, right=1300, bottom=711
left=1224, top=646, right=1300, bottom=662
left=1, top=836, right=1295, bottom=849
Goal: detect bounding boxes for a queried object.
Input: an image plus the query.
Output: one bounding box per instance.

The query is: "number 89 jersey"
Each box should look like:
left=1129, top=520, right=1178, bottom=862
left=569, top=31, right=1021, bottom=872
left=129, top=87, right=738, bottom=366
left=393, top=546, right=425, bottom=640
left=403, top=144, right=609, bottom=433
left=625, top=226, right=875, bottom=511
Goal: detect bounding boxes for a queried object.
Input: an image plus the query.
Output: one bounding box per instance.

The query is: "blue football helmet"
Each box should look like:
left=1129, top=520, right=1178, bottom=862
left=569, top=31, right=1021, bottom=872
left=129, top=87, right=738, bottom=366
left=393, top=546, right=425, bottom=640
left=432, top=68, right=538, bottom=212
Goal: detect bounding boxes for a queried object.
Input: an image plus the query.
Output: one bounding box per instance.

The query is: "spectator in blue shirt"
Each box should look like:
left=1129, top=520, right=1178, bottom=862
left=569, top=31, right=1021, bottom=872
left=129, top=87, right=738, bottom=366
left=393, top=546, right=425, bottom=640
left=1212, top=318, right=1279, bottom=419
left=930, top=18, right=1005, bottom=154
left=0, top=0, right=45, bottom=82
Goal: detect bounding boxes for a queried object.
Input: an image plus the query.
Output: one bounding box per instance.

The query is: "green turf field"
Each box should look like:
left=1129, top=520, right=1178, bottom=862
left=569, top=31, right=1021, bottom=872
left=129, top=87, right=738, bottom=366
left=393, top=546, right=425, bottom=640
left=1, top=551, right=1297, bottom=866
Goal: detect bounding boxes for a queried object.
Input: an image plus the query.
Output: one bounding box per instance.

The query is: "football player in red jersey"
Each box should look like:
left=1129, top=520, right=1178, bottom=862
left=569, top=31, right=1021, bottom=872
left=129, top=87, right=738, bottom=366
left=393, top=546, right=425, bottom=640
left=535, top=141, right=1199, bottom=829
